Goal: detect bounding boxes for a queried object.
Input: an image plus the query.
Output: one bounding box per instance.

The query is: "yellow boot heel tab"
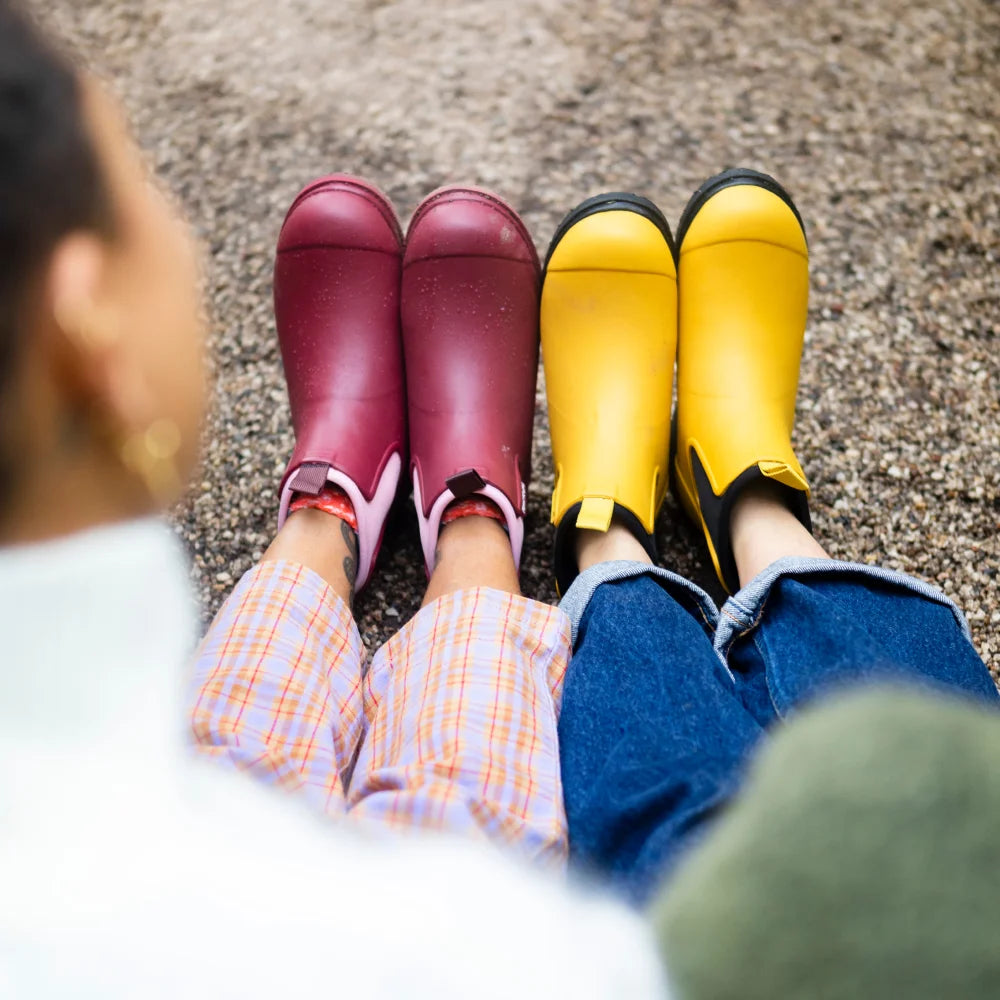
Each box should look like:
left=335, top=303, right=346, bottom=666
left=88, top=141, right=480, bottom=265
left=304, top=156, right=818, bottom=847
left=552, top=500, right=659, bottom=597
left=758, top=460, right=810, bottom=495
left=576, top=497, right=615, bottom=532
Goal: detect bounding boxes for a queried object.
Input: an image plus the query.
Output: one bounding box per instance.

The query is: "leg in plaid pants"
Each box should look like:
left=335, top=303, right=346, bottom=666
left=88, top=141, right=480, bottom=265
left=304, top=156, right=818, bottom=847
left=189, top=560, right=571, bottom=865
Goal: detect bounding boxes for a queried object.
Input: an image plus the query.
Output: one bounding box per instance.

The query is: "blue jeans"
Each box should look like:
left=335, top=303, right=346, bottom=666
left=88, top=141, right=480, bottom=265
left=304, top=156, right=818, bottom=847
left=557, top=557, right=999, bottom=905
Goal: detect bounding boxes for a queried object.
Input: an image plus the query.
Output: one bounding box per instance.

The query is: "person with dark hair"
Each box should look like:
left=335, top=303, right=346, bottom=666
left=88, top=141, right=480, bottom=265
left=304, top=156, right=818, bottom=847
left=0, top=4, right=665, bottom=995
left=7, top=0, right=998, bottom=995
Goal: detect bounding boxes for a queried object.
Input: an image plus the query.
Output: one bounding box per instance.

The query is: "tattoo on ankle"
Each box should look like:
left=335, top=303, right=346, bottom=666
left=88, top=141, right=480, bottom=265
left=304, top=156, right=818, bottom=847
left=341, top=518, right=358, bottom=604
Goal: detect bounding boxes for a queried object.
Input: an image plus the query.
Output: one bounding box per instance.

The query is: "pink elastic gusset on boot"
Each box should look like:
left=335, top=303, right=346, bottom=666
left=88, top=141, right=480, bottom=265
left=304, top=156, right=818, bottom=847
left=274, top=175, right=406, bottom=591
left=402, top=186, right=541, bottom=575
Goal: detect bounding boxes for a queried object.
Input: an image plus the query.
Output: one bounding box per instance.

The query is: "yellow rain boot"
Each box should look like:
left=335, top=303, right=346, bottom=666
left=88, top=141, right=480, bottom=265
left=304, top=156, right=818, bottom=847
left=541, top=193, right=677, bottom=594
left=673, top=168, right=812, bottom=593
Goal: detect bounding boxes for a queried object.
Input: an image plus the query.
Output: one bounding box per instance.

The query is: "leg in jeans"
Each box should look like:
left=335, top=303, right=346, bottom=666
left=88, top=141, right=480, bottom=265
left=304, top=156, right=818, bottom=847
left=558, top=489, right=999, bottom=905
left=559, top=566, right=753, bottom=900
left=718, top=483, right=999, bottom=722
left=551, top=169, right=998, bottom=903
left=558, top=523, right=752, bottom=904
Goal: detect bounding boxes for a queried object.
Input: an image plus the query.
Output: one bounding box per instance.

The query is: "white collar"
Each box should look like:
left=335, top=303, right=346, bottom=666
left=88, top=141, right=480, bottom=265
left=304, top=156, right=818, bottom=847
left=0, top=518, right=196, bottom=750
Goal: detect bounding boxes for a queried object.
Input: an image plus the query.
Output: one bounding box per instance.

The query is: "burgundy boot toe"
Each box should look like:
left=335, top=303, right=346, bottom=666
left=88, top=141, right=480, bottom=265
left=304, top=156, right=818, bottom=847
left=274, top=175, right=405, bottom=590
left=402, top=187, right=540, bottom=573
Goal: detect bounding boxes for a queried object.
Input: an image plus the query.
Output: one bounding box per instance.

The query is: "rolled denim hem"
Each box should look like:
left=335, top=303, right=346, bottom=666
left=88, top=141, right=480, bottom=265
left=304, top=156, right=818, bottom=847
left=559, top=559, right=719, bottom=647
left=714, top=555, right=973, bottom=660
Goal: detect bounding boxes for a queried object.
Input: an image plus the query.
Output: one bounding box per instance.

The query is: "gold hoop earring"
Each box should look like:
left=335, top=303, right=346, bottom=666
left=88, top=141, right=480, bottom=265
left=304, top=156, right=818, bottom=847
left=120, top=418, right=183, bottom=506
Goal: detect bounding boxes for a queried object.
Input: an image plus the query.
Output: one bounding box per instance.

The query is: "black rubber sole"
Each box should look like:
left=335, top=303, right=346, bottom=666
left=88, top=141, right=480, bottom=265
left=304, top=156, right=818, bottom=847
left=542, top=191, right=676, bottom=274
left=674, top=167, right=806, bottom=251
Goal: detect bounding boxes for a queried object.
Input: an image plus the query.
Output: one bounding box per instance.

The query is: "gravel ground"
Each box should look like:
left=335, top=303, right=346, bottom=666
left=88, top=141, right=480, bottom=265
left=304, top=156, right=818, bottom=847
left=49, top=0, right=999, bottom=672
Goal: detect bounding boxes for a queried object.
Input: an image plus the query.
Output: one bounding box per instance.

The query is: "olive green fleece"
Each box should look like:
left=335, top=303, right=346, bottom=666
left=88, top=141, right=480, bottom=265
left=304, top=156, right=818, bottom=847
left=655, top=687, right=1000, bottom=999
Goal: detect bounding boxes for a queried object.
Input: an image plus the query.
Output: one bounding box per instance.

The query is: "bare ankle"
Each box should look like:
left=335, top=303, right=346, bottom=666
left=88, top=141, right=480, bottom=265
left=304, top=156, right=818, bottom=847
left=422, top=515, right=519, bottom=607
left=263, top=506, right=358, bottom=606
left=435, top=514, right=510, bottom=562
left=575, top=518, right=653, bottom=574
left=730, top=480, right=826, bottom=589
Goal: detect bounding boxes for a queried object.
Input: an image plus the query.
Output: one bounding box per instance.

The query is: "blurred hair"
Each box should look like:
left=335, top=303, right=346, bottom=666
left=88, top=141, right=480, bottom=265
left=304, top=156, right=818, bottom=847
left=0, top=0, right=112, bottom=508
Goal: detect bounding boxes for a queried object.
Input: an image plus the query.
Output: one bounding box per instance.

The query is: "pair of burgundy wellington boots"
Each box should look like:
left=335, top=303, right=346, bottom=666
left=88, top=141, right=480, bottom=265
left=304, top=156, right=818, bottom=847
left=273, top=176, right=539, bottom=590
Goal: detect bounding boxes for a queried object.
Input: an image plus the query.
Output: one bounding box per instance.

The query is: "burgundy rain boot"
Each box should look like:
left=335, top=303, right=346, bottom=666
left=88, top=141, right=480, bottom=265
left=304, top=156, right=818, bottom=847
left=274, top=175, right=406, bottom=591
left=402, top=187, right=540, bottom=574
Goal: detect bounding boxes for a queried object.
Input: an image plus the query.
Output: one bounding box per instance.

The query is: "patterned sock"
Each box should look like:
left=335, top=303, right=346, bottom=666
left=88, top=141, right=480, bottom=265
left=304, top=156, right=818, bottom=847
left=288, top=484, right=358, bottom=533
left=441, top=495, right=507, bottom=531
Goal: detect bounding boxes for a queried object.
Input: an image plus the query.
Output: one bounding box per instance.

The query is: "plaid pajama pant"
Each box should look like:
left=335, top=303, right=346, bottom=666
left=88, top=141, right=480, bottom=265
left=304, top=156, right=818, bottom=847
left=189, top=560, right=572, bottom=864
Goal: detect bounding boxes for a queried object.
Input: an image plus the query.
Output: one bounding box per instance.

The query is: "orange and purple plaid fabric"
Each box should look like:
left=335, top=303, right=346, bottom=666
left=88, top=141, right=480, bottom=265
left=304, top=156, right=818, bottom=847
left=189, top=561, right=571, bottom=864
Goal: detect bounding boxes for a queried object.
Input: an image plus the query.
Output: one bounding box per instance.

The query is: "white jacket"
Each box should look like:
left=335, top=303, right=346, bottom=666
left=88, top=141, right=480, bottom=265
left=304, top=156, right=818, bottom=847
left=0, top=519, right=667, bottom=998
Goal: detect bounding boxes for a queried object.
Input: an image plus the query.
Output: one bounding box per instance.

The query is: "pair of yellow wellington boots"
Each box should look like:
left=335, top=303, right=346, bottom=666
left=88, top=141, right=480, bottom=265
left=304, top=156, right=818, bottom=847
left=541, top=168, right=811, bottom=595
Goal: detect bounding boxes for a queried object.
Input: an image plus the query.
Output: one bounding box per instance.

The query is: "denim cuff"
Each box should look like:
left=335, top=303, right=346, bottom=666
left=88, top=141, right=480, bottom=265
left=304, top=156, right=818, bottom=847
left=559, top=559, right=718, bottom=647
left=713, top=555, right=973, bottom=660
